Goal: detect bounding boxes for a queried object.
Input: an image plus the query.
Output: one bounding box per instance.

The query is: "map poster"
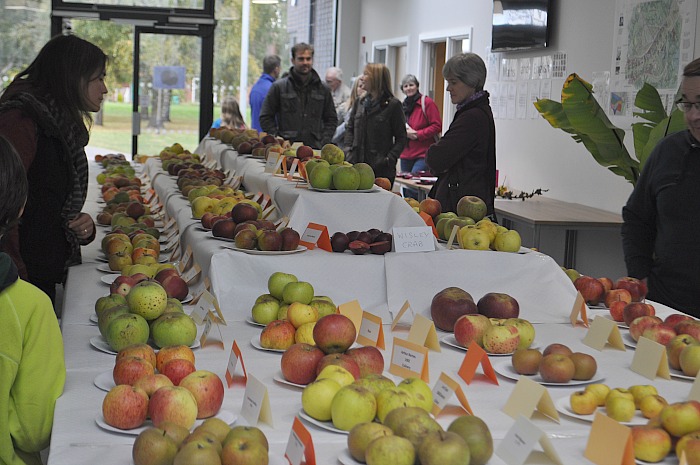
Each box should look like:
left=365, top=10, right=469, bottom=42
left=610, top=0, right=697, bottom=117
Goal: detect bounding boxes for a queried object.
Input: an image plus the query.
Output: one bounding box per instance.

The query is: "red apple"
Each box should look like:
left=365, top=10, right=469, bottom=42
left=609, top=300, right=627, bottom=322
left=419, top=198, right=442, bottom=219
left=212, top=219, right=237, bottom=240
left=604, top=288, right=632, bottom=308
left=477, top=292, right=520, bottom=319
left=623, top=302, right=655, bottom=326
left=542, top=343, right=573, bottom=357
left=200, top=212, right=217, bottom=229
left=664, top=314, right=695, bottom=328
left=179, top=370, right=225, bottom=419
left=148, top=385, right=199, bottom=430
left=161, top=358, right=197, bottom=386
left=345, top=346, right=385, bottom=377
left=230, top=203, right=258, bottom=224
left=312, top=314, right=357, bottom=354
left=315, top=353, right=361, bottom=379
left=642, top=325, right=677, bottom=346
left=154, top=268, right=180, bottom=285
left=430, top=287, right=477, bottom=332
left=628, top=315, right=663, bottom=341
left=598, top=277, right=614, bottom=293
left=113, top=355, right=155, bottom=386
left=280, top=343, right=325, bottom=385
left=102, top=384, right=149, bottom=430
left=155, top=345, right=195, bottom=373
left=116, top=343, right=156, bottom=369
left=130, top=273, right=151, bottom=284
left=675, top=320, right=700, bottom=340
left=110, top=275, right=137, bottom=297
left=259, top=320, right=296, bottom=351
left=161, top=275, right=189, bottom=301
left=453, top=313, right=492, bottom=348
left=614, top=277, right=648, bottom=302
left=630, top=426, right=672, bottom=463
left=574, top=276, right=606, bottom=306
left=132, top=373, right=174, bottom=397
left=677, top=431, right=700, bottom=465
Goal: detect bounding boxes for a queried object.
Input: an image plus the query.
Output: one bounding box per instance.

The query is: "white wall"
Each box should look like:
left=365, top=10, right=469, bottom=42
left=340, top=0, right=700, bottom=215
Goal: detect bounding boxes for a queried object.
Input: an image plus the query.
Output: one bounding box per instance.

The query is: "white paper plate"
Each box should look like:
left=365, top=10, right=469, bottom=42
left=95, top=409, right=236, bottom=435
left=245, top=317, right=266, bottom=328
left=267, top=453, right=289, bottom=465
left=492, top=359, right=605, bottom=386
left=90, top=336, right=200, bottom=355
left=101, top=274, right=119, bottom=285
left=554, top=395, right=647, bottom=426
left=623, top=333, right=637, bottom=349
left=181, top=293, right=194, bottom=304
left=669, top=367, right=695, bottom=381
left=308, top=186, right=379, bottom=193
left=224, top=245, right=307, bottom=255
left=439, top=334, right=538, bottom=356
left=249, top=336, right=286, bottom=353
left=89, top=314, right=99, bottom=325
left=273, top=371, right=306, bottom=388
left=95, top=256, right=108, bottom=263
left=96, top=263, right=121, bottom=274
left=338, top=450, right=362, bottom=465
left=297, top=410, right=348, bottom=434
left=208, top=235, right=235, bottom=242
left=94, top=370, right=115, bottom=392
left=195, top=226, right=211, bottom=232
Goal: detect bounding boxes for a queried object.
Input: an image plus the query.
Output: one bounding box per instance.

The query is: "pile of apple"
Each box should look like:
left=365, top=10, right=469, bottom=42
left=102, top=344, right=224, bottom=432
left=209, top=127, right=291, bottom=156
left=113, top=262, right=190, bottom=301
left=511, top=343, right=597, bottom=383
left=304, top=145, right=377, bottom=191
left=574, top=275, right=648, bottom=308
left=330, top=229, right=393, bottom=255
left=95, top=279, right=197, bottom=351
left=346, top=409, right=493, bottom=465
left=101, top=231, right=163, bottom=272
left=133, top=422, right=270, bottom=465
left=159, top=143, right=203, bottom=174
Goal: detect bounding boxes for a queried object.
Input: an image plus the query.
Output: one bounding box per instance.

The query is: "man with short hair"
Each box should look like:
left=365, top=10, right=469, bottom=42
left=249, top=55, right=281, bottom=131
left=325, top=66, right=351, bottom=117
left=259, top=43, right=337, bottom=149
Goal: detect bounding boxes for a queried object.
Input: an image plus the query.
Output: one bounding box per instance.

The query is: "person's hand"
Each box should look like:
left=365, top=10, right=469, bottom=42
left=406, top=126, right=418, bottom=140
left=68, top=213, right=95, bottom=243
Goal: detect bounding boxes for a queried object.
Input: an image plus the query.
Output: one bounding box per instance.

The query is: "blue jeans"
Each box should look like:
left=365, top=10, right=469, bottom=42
left=400, top=158, right=428, bottom=200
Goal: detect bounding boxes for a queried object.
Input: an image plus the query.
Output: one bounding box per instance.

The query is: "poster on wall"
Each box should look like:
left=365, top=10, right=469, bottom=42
left=610, top=0, right=697, bottom=118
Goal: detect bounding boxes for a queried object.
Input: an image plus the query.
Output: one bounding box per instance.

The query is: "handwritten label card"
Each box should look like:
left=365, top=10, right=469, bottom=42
left=584, top=412, right=635, bottom=465
left=389, top=337, right=430, bottom=382
left=287, top=158, right=300, bottom=181
left=431, top=372, right=472, bottom=416
left=631, top=337, right=671, bottom=380
left=496, top=415, right=563, bottom=465
left=570, top=292, right=589, bottom=327
left=502, top=376, right=559, bottom=422
left=285, top=417, right=316, bottom=465
left=457, top=341, right=498, bottom=385
left=299, top=223, right=331, bottom=251
left=392, top=226, right=435, bottom=253
left=264, top=152, right=283, bottom=174
left=189, top=276, right=211, bottom=304
left=407, top=314, right=441, bottom=352
left=582, top=316, right=626, bottom=351
left=225, top=340, right=247, bottom=387
left=338, top=300, right=363, bottom=336
left=177, top=245, right=194, bottom=273
left=190, top=290, right=223, bottom=325
left=181, top=263, right=201, bottom=285
left=163, top=217, right=177, bottom=233
left=357, top=311, right=386, bottom=349
left=391, top=300, right=414, bottom=330
left=240, top=374, right=273, bottom=427
left=199, top=314, right=213, bottom=346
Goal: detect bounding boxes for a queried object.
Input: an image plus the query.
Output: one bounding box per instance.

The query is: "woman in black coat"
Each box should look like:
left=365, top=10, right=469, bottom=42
left=426, top=53, right=496, bottom=216
left=345, top=63, right=406, bottom=186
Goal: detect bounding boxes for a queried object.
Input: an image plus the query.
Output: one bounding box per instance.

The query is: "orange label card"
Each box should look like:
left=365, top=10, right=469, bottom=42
left=457, top=341, right=498, bottom=385
left=391, top=300, right=414, bottom=330
left=407, top=314, right=441, bottom=352
left=285, top=417, right=316, bottom=465
left=582, top=316, right=626, bottom=351
left=338, top=300, right=363, bottom=336
left=570, top=292, right=589, bottom=327
left=502, top=376, right=559, bottom=422
left=181, top=263, right=201, bottom=285
left=177, top=245, right=194, bottom=273
left=446, top=224, right=460, bottom=250
left=631, top=336, right=671, bottom=380
left=299, top=223, right=331, bottom=251
left=286, top=158, right=300, bottom=181
left=418, top=211, right=439, bottom=238
left=357, top=311, right=386, bottom=349
left=389, top=337, right=430, bottom=382
left=241, top=374, right=273, bottom=427
left=432, top=372, right=472, bottom=416
left=496, top=415, right=563, bottom=465
left=225, top=340, right=247, bottom=387
left=584, top=412, right=635, bottom=465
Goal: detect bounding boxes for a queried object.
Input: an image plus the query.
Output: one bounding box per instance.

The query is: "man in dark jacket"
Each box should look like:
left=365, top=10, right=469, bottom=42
left=259, top=43, right=337, bottom=149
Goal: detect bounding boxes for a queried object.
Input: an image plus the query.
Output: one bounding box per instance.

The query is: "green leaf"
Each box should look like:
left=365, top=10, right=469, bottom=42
left=533, top=99, right=577, bottom=135
left=632, top=83, right=666, bottom=124
left=639, top=108, right=687, bottom=170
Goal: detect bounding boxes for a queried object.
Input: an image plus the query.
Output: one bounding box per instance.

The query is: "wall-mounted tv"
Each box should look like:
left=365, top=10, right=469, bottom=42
left=491, top=0, right=552, bottom=52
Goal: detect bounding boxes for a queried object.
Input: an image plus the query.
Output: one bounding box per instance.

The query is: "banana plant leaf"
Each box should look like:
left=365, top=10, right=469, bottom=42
left=637, top=108, right=687, bottom=170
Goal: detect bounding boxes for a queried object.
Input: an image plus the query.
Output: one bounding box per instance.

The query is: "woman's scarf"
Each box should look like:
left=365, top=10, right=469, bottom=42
left=402, top=92, right=421, bottom=121
left=0, top=91, right=89, bottom=269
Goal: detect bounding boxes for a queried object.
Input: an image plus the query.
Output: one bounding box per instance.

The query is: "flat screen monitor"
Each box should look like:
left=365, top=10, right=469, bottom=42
left=491, top=0, right=551, bottom=52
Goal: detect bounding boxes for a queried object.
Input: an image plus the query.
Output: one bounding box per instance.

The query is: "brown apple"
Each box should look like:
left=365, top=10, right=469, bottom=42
left=430, top=287, right=477, bottom=332
left=539, top=354, right=575, bottom=383
left=511, top=348, right=542, bottom=375
left=542, top=343, right=573, bottom=357
left=476, top=292, right=520, bottom=319
left=569, top=352, right=597, bottom=381
left=280, top=343, right=325, bottom=385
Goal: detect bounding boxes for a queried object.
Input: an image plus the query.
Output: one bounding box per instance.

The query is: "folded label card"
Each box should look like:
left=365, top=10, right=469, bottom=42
left=285, top=417, right=316, bottom=465
left=338, top=300, right=363, bottom=337
left=389, top=337, right=430, bottom=382
left=357, top=311, right=386, bottom=349
left=189, top=277, right=211, bottom=305
left=177, top=245, right=194, bottom=273
left=240, top=374, right=273, bottom=427
left=431, top=372, right=472, bottom=416
left=496, top=415, right=563, bottom=465
left=181, top=263, right=201, bottom=285
left=689, top=373, right=700, bottom=402
left=582, top=316, right=626, bottom=351
left=630, top=336, right=670, bottom=380
left=391, top=300, right=414, bottom=330
left=584, top=411, right=635, bottom=465
left=569, top=292, right=589, bottom=328
left=407, top=314, right=441, bottom=352
left=458, top=341, right=498, bottom=385
left=225, top=340, right=247, bottom=387
left=446, top=224, right=460, bottom=250
left=300, top=223, right=331, bottom=251
left=418, top=211, right=439, bottom=238
left=392, top=226, right=435, bottom=253
left=502, top=376, right=559, bottom=422
left=286, top=158, right=299, bottom=181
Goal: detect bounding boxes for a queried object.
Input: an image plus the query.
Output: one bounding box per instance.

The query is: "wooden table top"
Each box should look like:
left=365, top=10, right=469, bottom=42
left=494, top=197, right=623, bottom=227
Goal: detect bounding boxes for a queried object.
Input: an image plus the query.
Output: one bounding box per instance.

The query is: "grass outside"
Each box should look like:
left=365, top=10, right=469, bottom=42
left=88, top=101, right=201, bottom=157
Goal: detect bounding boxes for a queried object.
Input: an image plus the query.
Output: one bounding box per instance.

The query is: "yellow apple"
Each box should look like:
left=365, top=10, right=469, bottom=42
left=316, top=365, right=355, bottom=387
left=295, top=322, right=316, bottom=345
left=287, top=302, right=318, bottom=329
left=301, top=378, right=342, bottom=421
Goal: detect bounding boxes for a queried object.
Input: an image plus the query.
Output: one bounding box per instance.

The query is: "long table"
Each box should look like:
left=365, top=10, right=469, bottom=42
left=47, top=142, right=685, bottom=465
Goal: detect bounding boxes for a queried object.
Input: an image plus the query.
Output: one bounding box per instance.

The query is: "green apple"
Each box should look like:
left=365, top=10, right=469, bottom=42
left=310, top=299, right=337, bottom=318
left=396, top=377, right=434, bottom=413
left=223, top=425, right=269, bottom=451
left=150, top=313, right=197, bottom=349
left=365, top=435, right=415, bottom=465
left=494, top=230, right=521, bottom=252
left=173, top=441, right=221, bottom=465
left=98, top=305, right=130, bottom=337
left=331, top=385, right=377, bottom=431
left=376, top=387, right=417, bottom=424
left=503, top=318, right=536, bottom=350
left=456, top=195, right=487, bottom=222
left=251, top=299, right=280, bottom=325
left=301, top=378, right=342, bottom=421
left=629, top=385, right=658, bottom=408
left=95, top=294, right=127, bottom=318
left=127, top=280, right=168, bottom=321
left=353, top=374, right=396, bottom=399
left=133, top=427, right=178, bottom=465
left=282, top=281, right=315, bottom=304
left=317, top=365, right=355, bottom=387
left=680, top=344, right=700, bottom=377
left=605, top=396, right=636, bottom=422
left=418, top=430, right=470, bottom=465
left=347, top=422, right=394, bottom=463
left=267, top=272, right=298, bottom=300
left=105, top=313, right=150, bottom=352
left=447, top=415, right=493, bottom=465
left=190, top=196, right=216, bottom=219
left=395, top=414, right=443, bottom=454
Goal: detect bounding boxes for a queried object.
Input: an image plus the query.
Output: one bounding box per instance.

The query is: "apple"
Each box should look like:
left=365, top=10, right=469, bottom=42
left=212, top=218, right=237, bottom=240
left=430, top=287, right=477, bottom=332
left=195, top=417, right=232, bottom=444
left=175, top=442, right=221, bottom=465
left=150, top=313, right=198, bottom=348
left=574, top=276, right=606, bottom=306
left=383, top=406, right=430, bottom=434
left=676, top=431, right=700, bottom=465
left=584, top=383, right=611, bottom=407
left=570, top=390, right=598, bottom=415
left=608, top=300, right=627, bottom=322
left=95, top=293, right=128, bottom=317
left=419, top=198, right=442, bottom=218
left=482, top=324, right=520, bottom=354
left=280, top=343, right=325, bottom=385
left=456, top=195, right=487, bottom=222
left=376, top=387, right=418, bottom=424
left=477, top=292, right=520, bottom=319
left=667, top=335, right=698, bottom=371
left=418, top=430, right=470, bottom=465
left=127, top=280, right=169, bottom=321
left=105, top=313, right=150, bottom=352
left=458, top=226, right=491, bottom=250
left=614, top=277, right=648, bottom=302
left=494, top=230, right=522, bottom=252
left=346, top=346, right=385, bottom=377
left=628, top=385, right=658, bottom=407
left=133, top=374, right=174, bottom=397
left=98, top=305, right=130, bottom=337
left=664, top=313, right=695, bottom=328
left=113, top=355, right=155, bottom=386
left=453, top=314, right=492, bottom=348
left=567, top=352, right=597, bottom=381
left=331, top=384, right=377, bottom=431
left=179, top=370, right=225, bottom=418
left=316, top=354, right=360, bottom=380
left=630, top=426, right=672, bottom=463
left=102, top=384, right=149, bottom=430
left=267, top=271, right=298, bottom=300
left=598, top=277, right=614, bottom=293
left=605, top=395, right=636, bottom=422
left=286, top=302, right=318, bottom=328
left=628, top=315, right=663, bottom=341
left=623, top=302, right=656, bottom=326
left=301, top=377, right=342, bottom=421
left=251, top=299, right=280, bottom=325
left=282, top=281, right=315, bottom=305
left=503, top=318, right=535, bottom=349
left=223, top=425, right=269, bottom=451
left=511, top=348, right=542, bottom=375
left=659, top=401, right=700, bottom=437
left=675, top=320, right=700, bottom=340
left=132, top=427, right=178, bottom=465
left=161, top=358, right=196, bottom=386
left=642, top=325, right=677, bottom=346
left=543, top=343, right=573, bottom=357
left=110, top=275, right=137, bottom=297
left=353, top=374, right=396, bottom=399
left=294, top=321, right=315, bottom=344
left=260, top=319, right=296, bottom=350
left=347, top=422, right=394, bottom=463
left=395, top=414, right=443, bottom=456
left=640, top=394, right=669, bottom=419
left=155, top=345, right=195, bottom=373
left=180, top=429, right=222, bottom=454
left=148, top=385, right=199, bottom=429
left=680, top=344, right=700, bottom=377
left=313, top=313, right=357, bottom=354
left=309, top=299, right=337, bottom=318
left=116, top=343, right=157, bottom=369
left=446, top=415, right=493, bottom=465
left=161, top=275, right=189, bottom=302
left=396, top=377, right=434, bottom=413
left=604, top=288, right=632, bottom=308
left=220, top=436, right=267, bottom=465
left=539, top=354, right=575, bottom=383
left=365, top=435, right=416, bottom=465
left=230, top=202, right=258, bottom=224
